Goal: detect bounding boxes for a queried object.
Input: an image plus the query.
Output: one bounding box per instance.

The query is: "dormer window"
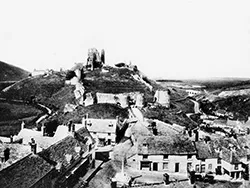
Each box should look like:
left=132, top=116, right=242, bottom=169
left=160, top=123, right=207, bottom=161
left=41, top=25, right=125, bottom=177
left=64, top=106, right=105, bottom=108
left=235, top=164, right=239, bottom=170
left=143, top=155, right=148, bottom=159
left=143, top=143, right=147, bottom=147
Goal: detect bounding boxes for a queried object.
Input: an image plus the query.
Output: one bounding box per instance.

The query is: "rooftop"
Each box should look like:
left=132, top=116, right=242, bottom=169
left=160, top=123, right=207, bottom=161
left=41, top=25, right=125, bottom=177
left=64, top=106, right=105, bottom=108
left=38, top=127, right=94, bottom=169
left=0, top=154, right=53, bottom=188
left=138, top=135, right=196, bottom=155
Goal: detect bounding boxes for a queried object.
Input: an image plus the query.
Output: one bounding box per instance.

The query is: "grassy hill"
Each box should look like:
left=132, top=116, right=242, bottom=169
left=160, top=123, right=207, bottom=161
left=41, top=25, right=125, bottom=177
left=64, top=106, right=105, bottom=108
left=0, top=64, right=195, bottom=132
left=0, top=72, right=66, bottom=110
left=0, top=61, right=30, bottom=91
left=55, top=103, right=129, bottom=124
left=0, top=61, right=30, bottom=81
left=0, top=101, right=44, bottom=136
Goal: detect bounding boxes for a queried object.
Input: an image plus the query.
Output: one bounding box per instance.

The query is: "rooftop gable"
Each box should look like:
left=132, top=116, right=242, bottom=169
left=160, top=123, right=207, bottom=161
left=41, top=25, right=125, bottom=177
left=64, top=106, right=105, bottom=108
left=0, top=154, right=53, bottom=188
left=138, top=135, right=196, bottom=155
left=38, top=127, right=93, bottom=169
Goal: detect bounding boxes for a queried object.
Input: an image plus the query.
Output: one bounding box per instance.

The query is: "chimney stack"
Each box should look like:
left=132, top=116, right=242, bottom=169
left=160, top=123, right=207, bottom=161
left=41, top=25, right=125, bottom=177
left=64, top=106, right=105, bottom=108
left=194, top=130, right=199, bottom=142
left=29, top=138, right=37, bottom=154
left=21, top=121, right=25, bottom=130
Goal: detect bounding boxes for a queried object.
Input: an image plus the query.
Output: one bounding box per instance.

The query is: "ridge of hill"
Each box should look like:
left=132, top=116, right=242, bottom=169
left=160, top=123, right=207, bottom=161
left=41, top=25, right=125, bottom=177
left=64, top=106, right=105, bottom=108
left=0, top=64, right=195, bottom=135
left=0, top=61, right=30, bottom=82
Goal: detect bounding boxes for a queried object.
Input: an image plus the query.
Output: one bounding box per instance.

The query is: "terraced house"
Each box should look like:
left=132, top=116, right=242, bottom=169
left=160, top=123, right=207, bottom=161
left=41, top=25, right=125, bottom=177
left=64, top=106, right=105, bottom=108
left=0, top=127, right=96, bottom=188
left=136, top=135, right=196, bottom=174
left=193, top=138, right=248, bottom=181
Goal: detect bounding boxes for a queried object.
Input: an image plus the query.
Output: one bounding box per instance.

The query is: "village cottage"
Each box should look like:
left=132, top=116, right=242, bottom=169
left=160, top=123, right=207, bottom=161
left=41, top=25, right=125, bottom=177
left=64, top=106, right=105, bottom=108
left=136, top=135, right=196, bottom=174
left=96, top=92, right=143, bottom=108
left=0, top=127, right=97, bottom=188
left=83, top=118, right=117, bottom=147
left=154, top=90, right=170, bottom=108
left=193, top=139, right=247, bottom=181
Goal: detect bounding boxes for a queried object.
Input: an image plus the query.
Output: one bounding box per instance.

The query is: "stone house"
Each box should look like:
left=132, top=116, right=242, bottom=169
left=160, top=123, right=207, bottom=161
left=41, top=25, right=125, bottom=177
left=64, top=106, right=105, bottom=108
left=83, top=118, right=117, bottom=147
left=154, top=90, right=170, bottom=108
left=0, top=127, right=96, bottom=188
left=96, top=92, right=143, bottom=108
left=136, top=136, right=196, bottom=174
left=186, top=89, right=202, bottom=97
left=193, top=139, right=247, bottom=180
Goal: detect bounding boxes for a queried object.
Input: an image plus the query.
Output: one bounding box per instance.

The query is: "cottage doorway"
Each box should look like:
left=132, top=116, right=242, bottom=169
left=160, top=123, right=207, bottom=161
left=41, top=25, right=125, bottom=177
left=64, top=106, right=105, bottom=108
left=153, top=163, right=158, bottom=171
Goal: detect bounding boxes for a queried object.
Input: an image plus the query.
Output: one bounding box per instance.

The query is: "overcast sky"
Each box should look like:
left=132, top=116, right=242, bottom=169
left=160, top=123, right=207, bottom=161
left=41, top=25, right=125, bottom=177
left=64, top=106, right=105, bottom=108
left=0, top=0, right=249, bottom=79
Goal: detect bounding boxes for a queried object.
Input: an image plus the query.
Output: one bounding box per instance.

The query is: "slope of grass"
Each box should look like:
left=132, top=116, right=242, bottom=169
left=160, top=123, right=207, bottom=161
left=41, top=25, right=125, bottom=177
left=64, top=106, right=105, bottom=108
left=0, top=72, right=66, bottom=106
left=56, top=103, right=129, bottom=124
left=143, top=105, right=196, bottom=129
left=0, top=61, right=30, bottom=81
left=0, top=102, right=44, bottom=136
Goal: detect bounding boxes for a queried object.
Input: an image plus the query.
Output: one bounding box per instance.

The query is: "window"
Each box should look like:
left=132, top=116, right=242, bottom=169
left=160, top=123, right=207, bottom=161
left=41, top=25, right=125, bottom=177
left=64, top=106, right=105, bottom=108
left=235, top=164, right=239, bottom=170
left=195, top=165, right=200, bottom=172
left=93, top=132, right=97, bottom=134
left=108, top=133, right=111, bottom=136
left=163, top=154, right=169, bottom=160
left=201, top=164, right=206, bottom=173
left=247, top=155, right=250, bottom=161
left=143, top=155, right=148, bottom=160
left=175, top=163, right=179, bottom=172
left=187, top=154, right=192, bottom=159
left=218, top=158, right=222, bottom=164
left=109, top=123, right=113, bottom=127
left=141, top=161, right=151, bottom=170
left=208, top=164, right=212, bottom=170
left=163, top=162, right=168, bottom=170
left=187, top=162, right=192, bottom=170
left=89, top=144, right=92, bottom=151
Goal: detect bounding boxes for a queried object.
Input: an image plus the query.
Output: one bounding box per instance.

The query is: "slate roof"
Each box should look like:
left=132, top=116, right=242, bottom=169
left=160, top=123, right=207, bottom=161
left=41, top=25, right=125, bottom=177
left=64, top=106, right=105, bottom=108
left=0, top=154, right=53, bottom=188
left=194, top=141, right=219, bottom=159
left=138, top=135, right=196, bottom=155
left=195, top=137, right=247, bottom=164
left=38, top=127, right=94, bottom=170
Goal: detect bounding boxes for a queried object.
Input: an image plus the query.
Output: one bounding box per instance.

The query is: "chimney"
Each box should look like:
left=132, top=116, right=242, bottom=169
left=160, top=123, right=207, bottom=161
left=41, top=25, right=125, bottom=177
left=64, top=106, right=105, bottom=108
left=152, top=127, right=158, bottom=136
left=72, top=123, right=75, bottom=132
left=230, top=146, right=236, bottom=163
left=84, top=114, right=89, bottom=127
left=68, top=120, right=72, bottom=132
left=29, top=138, right=37, bottom=154
left=142, top=142, right=148, bottom=154
left=121, top=157, right=124, bottom=175
left=21, top=121, right=25, bottom=130
left=41, top=124, right=45, bottom=136
left=10, top=135, right=13, bottom=143
left=194, top=130, right=199, bottom=142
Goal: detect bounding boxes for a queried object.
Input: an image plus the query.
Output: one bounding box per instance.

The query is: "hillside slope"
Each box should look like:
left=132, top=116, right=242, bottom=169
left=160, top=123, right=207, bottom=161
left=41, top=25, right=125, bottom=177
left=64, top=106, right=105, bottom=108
left=0, top=61, right=30, bottom=81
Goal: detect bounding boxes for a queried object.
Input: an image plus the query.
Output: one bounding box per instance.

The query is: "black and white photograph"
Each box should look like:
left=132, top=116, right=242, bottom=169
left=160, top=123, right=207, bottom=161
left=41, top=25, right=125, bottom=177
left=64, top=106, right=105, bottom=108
left=0, top=1, right=250, bottom=187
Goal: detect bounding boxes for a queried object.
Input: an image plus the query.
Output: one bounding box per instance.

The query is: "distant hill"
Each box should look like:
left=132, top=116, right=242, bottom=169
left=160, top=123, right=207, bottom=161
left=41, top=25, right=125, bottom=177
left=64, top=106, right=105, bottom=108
left=0, top=61, right=30, bottom=81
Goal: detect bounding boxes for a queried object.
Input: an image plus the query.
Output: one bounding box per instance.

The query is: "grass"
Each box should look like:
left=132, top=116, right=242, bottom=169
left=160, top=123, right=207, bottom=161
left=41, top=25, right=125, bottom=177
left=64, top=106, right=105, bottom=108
left=0, top=61, right=30, bottom=81
left=142, top=105, right=196, bottom=129
left=0, top=72, right=65, bottom=103
left=0, top=101, right=43, bottom=136
left=55, top=103, right=129, bottom=124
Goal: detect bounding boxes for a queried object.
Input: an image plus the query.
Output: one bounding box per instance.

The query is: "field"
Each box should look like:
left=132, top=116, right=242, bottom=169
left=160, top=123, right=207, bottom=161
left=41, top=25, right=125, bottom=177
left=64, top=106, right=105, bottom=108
left=0, top=101, right=43, bottom=136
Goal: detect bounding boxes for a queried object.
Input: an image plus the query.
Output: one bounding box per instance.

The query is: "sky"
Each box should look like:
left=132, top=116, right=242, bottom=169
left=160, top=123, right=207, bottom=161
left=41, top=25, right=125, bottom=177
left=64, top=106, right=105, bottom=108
left=0, top=0, right=249, bottom=79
